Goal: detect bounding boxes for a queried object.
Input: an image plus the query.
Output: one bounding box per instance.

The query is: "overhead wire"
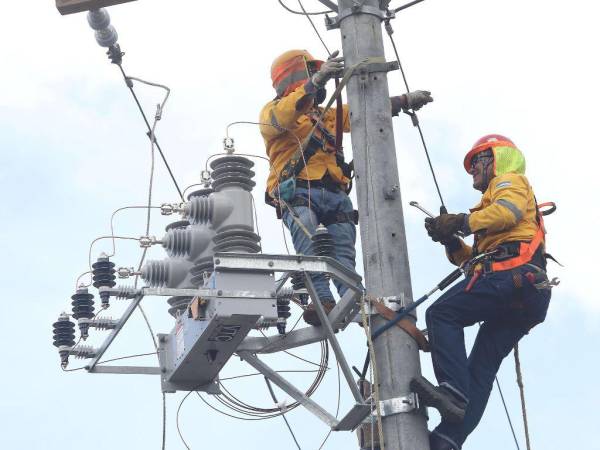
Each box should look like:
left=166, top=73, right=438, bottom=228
left=393, top=0, right=426, bottom=13
left=277, top=0, right=333, bottom=15
left=264, top=377, right=302, bottom=450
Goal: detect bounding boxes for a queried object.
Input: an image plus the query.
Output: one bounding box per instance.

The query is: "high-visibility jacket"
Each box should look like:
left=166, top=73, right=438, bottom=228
left=448, top=172, right=542, bottom=267
left=259, top=83, right=351, bottom=195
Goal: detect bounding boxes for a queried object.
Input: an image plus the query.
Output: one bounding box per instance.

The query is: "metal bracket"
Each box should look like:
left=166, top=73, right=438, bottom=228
left=378, top=393, right=419, bottom=416
left=325, top=5, right=395, bottom=29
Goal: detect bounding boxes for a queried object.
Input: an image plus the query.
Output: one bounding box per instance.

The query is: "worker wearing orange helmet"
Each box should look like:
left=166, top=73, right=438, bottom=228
left=260, top=49, right=432, bottom=325
left=410, top=135, right=553, bottom=450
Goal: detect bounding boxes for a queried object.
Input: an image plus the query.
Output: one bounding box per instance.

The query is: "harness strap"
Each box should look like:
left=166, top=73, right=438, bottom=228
left=371, top=300, right=430, bottom=352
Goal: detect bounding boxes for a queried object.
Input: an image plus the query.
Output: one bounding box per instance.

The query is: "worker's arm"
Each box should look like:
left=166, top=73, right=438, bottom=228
left=467, top=174, right=529, bottom=234
left=259, top=84, right=315, bottom=139
left=445, top=238, right=473, bottom=267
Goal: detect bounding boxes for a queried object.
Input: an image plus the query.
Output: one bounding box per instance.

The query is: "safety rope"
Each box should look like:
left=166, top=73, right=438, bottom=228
left=514, top=344, right=532, bottom=450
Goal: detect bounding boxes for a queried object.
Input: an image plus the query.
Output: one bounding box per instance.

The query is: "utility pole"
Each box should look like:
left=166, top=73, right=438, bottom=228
left=332, top=1, right=430, bottom=448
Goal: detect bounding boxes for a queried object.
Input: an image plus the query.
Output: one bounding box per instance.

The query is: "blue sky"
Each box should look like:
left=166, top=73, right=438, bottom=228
left=1, top=1, right=598, bottom=449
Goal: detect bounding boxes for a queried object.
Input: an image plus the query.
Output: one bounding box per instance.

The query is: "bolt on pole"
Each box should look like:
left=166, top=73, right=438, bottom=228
left=334, top=1, right=430, bottom=448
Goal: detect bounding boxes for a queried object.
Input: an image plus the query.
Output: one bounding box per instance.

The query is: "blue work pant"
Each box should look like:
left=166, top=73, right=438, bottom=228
left=282, top=187, right=360, bottom=302
left=426, top=265, right=551, bottom=449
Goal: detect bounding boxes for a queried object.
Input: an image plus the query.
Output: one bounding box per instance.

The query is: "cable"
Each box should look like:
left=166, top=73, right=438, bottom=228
left=384, top=20, right=446, bottom=209
left=295, top=0, right=332, bottom=55
left=278, top=0, right=333, bottom=15
left=514, top=344, right=531, bottom=450
left=115, top=64, right=184, bottom=201
left=97, top=351, right=158, bottom=365
left=264, top=377, right=302, bottom=449
left=317, top=360, right=341, bottom=449
left=176, top=390, right=194, bottom=449
left=495, top=375, right=521, bottom=450
left=393, top=0, right=426, bottom=13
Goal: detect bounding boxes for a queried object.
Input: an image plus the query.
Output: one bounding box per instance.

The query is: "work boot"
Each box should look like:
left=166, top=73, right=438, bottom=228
left=429, top=431, right=460, bottom=450
left=410, top=376, right=467, bottom=424
left=303, top=300, right=335, bottom=326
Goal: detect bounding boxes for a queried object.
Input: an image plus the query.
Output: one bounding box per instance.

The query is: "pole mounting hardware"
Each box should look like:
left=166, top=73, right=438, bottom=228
left=378, top=392, right=420, bottom=417
left=325, top=5, right=395, bottom=29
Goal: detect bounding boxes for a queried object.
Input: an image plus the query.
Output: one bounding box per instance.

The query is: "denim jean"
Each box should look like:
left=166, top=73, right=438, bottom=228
left=425, top=265, right=551, bottom=449
left=282, top=187, right=361, bottom=302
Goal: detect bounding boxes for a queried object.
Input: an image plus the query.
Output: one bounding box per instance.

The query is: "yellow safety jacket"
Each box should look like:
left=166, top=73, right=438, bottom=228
left=448, top=172, right=542, bottom=267
left=259, top=83, right=351, bottom=195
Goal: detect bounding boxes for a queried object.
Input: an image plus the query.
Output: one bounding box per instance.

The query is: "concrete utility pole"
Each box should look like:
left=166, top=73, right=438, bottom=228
left=333, top=1, right=430, bottom=448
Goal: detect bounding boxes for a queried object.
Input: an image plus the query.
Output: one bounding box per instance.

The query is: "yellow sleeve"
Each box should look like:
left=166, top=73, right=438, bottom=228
left=446, top=239, right=473, bottom=266
left=468, top=173, right=529, bottom=233
left=259, top=84, right=314, bottom=139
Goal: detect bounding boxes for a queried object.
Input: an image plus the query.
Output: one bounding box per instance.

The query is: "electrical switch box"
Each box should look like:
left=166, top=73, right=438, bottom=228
left=56, top=0, right=137, bottom=15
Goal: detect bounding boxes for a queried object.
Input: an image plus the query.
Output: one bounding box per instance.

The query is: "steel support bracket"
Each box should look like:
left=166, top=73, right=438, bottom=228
left=325, top=5, right=395, bottom=29
left=377, top=393, right=419, bottom=416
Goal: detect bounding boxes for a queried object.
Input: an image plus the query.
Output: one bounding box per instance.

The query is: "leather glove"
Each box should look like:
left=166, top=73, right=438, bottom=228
left=404, top=90, right=433, bottom=111
left=311, top=50, right=344, bottom=88
left=426, top=213, right=469, bottom=240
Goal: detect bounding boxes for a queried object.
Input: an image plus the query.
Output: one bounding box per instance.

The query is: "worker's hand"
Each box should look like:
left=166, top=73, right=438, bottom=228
left=405, top=90, right=433, bottom=111
left=425, top=213, right=469, bottom=242
left=311, top=50, right=344, bottom=88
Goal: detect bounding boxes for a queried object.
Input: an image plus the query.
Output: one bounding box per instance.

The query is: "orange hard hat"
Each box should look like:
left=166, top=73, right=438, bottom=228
left=271, top=49, right=323, bottom=98
left=463, top=134, right=517, bottom=172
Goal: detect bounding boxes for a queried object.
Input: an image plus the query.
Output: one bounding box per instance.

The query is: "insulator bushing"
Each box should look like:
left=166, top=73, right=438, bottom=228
left=277, top=298, right=291, bottom=335
left=187, top=187, right=213, bottom=200
left=141, top=260, right=170, bottom=287
left=213, top=229, right=261, bottom=253
left=185, top=196, right=214, bottom=224
left=91, top=317, right=118, bottom=331
left=71, top=288, right=95, bottom=340
left=290, top=272, right=308, bottom=305
left=165, top=220, right=190, bottom=232
left=163, top=228, right=192, bottom=257
left=53, top=313, right=75, bottom=367
left=114, top=285, right=138, bottom=300
left=71, top=345, right=96, bottom=360
left=87, top=8, right=110, bottom=30
left=277, top=288, right=295, bottom=300
left=167, top=296, right=193, bottom=318
left=311, top=224, right=335, bottom=258
left=92, top=255, right=116, bottom=308
left=210, top=156, right=256, bottom=191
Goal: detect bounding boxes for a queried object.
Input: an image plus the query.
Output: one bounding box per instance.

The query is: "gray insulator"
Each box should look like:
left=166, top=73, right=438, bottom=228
left=213, top=229, right=261, bottom=253
left=70, top=345, right=96, bottom=359
left=95, top=25, right=118, bottom=48
left=114, top=286, right=138, bottom=300
left=187, top=187, right=213, bottom=200
left=87, top=8, right=110, bottom=30
left=163, top=228, right=192, bottom=257
left=277, top=287, right=295, bottom=300
left=141, top=259, right=190, bottom=288
left=210, top=156, right=256, bottom=191
left=185, top=196, right=214, bottom=224
left=90, top=317, right=118, bottom=331
left=167, top=296, right=193, bottom=318
left=165, top=220, right=190, bottom=232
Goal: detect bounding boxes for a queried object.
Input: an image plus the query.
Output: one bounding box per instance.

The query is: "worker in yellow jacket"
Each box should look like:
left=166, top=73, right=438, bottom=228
left=260, top=49, right=432, bottom=325
left=411, top=135, right=553, bottom=450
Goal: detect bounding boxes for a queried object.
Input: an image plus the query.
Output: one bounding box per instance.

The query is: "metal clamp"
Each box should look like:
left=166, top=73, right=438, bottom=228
left=378, top=393, right=419, bottom=416
left=325, top=5, right=395, bottom=29
left=381, top=293, right=411, bottom=310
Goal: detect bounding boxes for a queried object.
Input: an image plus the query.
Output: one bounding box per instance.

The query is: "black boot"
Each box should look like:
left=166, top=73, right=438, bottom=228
left=430, top=432, right=459, bottom=450
left=410, top=376, right=467, bottom=423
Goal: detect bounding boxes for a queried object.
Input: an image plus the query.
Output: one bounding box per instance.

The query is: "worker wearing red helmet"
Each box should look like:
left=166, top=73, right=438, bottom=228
left=411, top=135, right=552, bottom=450
left=259, top=49, right=433, bottom=325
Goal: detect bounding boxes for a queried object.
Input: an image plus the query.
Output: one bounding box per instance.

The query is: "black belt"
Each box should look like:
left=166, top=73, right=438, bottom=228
left=295, top=177, right=342, bottom=192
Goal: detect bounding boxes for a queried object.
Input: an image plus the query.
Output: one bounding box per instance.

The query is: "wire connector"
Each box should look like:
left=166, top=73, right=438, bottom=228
left=139, top=236, right=161, bottom=248
left=223, top=137, right=235, bottom=154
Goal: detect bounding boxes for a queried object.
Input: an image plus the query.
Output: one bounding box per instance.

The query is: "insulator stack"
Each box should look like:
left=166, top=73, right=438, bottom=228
left=92, top=254, right=116, bottom=308
left=141, top=260, right=169, bottom=287
left=90, top=317, right=118, bottom=331
left=114, top=285, right=138, bottom=300
left=276, top=298, right=291, bottom=335
left=71, top=345, right=97, bottom=360
left=71, top=287, right=95, bottom=340
left=52, top=313, right=76, bottom=368
left=167, top=296, right=192, bottom=318
left=277, top=287, right=295, bottom=300
left=213, top=229, right=261, bottom=254
left=87, top=9, right=118, bottom=47
left=290, top=272, right=309, bottom=305
left=163, top=228, right=192, bottom=257
left=185, top=196, right=214, bottom=224
left=210, top=156, right=256, bottom=191
left=311, top=224, right=335, bottom=258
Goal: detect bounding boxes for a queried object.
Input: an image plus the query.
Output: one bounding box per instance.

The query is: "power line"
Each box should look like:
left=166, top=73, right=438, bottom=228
left=278, top=0, right=333, bottom=15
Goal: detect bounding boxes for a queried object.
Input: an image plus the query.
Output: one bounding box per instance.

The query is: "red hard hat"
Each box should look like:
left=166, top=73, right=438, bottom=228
left=463, top=134, right=516, bottom=172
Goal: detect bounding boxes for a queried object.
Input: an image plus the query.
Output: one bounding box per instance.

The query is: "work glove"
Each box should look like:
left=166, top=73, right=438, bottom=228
left=311, top=50, right=344, bottom=88
left=404, top=90, right=433, bottom=111
left=424, top=213, right=470, bottom=243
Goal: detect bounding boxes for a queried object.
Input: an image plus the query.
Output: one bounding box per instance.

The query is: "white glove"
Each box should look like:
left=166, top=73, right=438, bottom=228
left=311, top=50, right=345, bottom=88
